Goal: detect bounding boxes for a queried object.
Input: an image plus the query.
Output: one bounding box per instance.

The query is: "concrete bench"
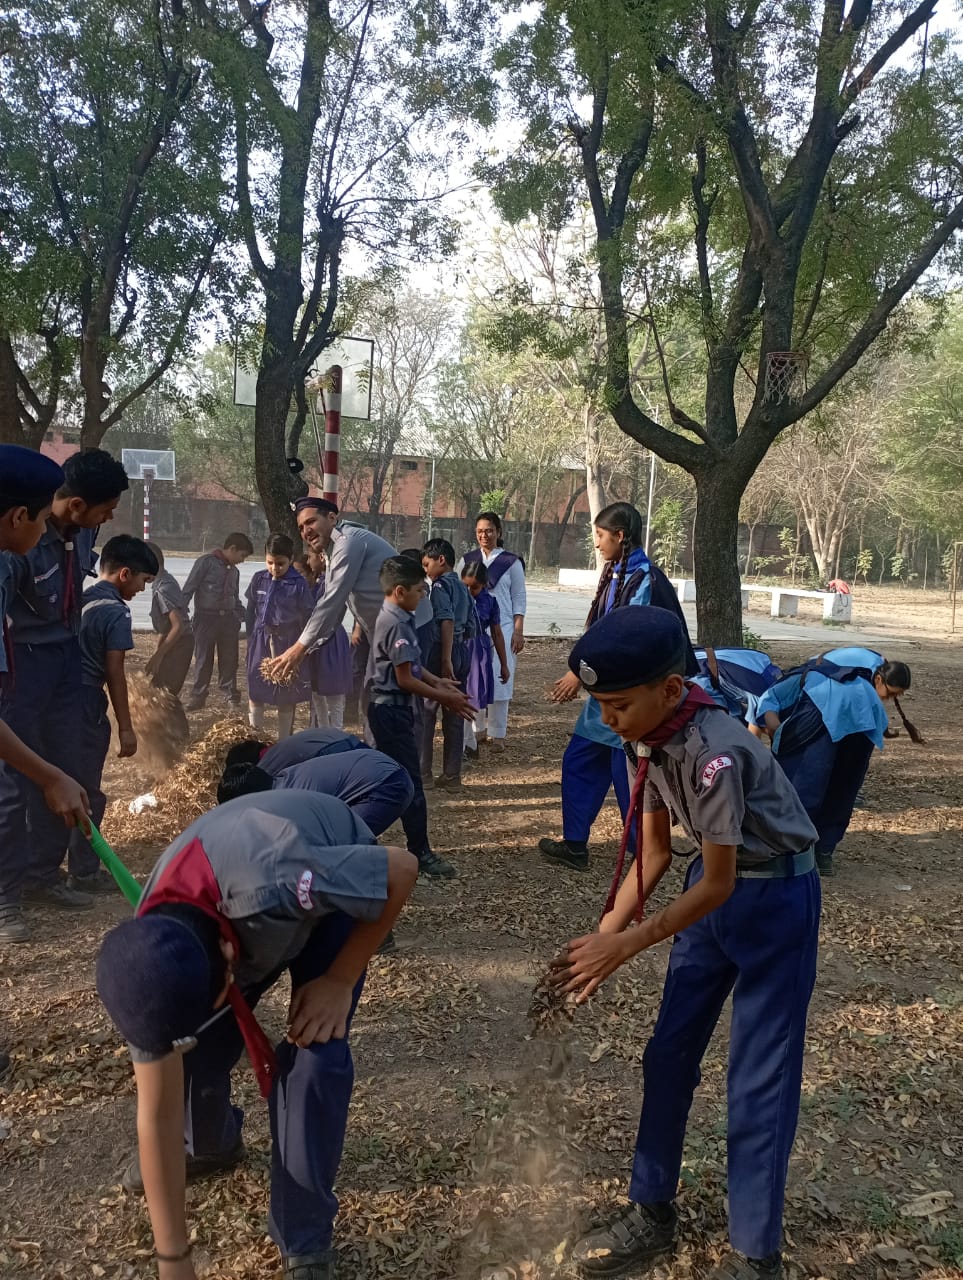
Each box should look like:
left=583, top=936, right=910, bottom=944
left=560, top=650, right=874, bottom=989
left=741, top=583, right=852, bottom=623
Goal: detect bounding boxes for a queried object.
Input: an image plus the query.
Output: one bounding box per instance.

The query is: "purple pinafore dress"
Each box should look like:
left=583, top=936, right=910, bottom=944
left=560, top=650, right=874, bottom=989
left=245, top=567, right=314, bottom=706
left=310, top=577, right=353, bottom=696
left=465, top=588, right=501, bottom=710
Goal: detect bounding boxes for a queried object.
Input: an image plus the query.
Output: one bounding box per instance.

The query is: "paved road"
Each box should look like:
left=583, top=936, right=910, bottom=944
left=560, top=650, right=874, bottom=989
left=129, top=555, right=907, bottom=649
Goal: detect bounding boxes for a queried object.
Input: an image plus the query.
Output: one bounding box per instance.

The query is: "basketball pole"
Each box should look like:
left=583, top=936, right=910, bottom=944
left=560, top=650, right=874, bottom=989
left=143, top=467, right=155, bottom=541
left=322, top=365, right=342, bottom=505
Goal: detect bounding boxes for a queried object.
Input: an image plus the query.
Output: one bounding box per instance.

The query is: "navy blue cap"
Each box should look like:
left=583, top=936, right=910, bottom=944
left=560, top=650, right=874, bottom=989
left=294, top=496, right=338, bottom=516
left=0, top=445, right=64, bottom=507
left=569, top=606, right=689, bottom=692
left=96, top=915, right=216, bottom=1055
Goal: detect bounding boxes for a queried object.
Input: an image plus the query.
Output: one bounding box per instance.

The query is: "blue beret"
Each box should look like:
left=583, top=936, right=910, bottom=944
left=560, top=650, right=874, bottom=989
left=0, top=446, right=64, bottom=505
left=294, top=496, right=338, bottom=516
left=569, top=606, right=688, bottom=692
left=96, top=915, right=217, bottom=1055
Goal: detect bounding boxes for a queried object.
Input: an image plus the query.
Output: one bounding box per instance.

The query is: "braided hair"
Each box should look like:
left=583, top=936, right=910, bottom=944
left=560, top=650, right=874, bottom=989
left=875, top=660, right=924, bottom=744
left=586, top=502, right=646, bottom=627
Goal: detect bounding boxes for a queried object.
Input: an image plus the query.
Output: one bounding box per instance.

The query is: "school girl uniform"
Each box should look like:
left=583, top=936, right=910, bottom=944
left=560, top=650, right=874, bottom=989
left=65, top=580, right=136, bottom=882
left=308, top=575, right=353, bottom=729
left=464, top=587, right=501, bottom=716
left=268, top=751, right=414, bottom=839
left=0, top=521, right=97, bottom=906
left=751, top=651, right=888, bottom=874
left=568, top=610, right=821, bottom=1277
left=183, top=550, right=245, bottom=709
left=541, top=547, right=696, bottom=868
left=419, top=569, right=473, bottom=782
left=691, top=647, right=782, bottom=723
left=149, top=567, right=194, bottom=697
left=105, top=790, right=389, bottom=1267
left=459, top=547, right=526, bottom=741
left=246, top=566, right=315, bottom=736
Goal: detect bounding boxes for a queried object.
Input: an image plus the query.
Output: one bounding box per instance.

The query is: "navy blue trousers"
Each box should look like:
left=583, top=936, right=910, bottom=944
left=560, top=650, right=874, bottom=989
left=561, top=733, right=634, bottom=845
left=181, top=911, right=364, bottom=1259
left=775, top=727, right=875, bottom=856
left=346, top=769, right=414, bottom=840
left=190, top=611, right=240, bottom=705
left=0, top=640, right=84, bottom=903
left=67, top=686, right=112, bottom=877
left=630, top=858, right=820, bottom=1259
left=420, top=640, right=470, bottom=779
left=366, top=702, right=431, bottom=858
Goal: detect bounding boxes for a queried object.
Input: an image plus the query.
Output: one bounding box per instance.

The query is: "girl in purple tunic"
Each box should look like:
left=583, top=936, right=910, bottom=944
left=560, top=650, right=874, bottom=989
left=461, top=561, right=509, bottom=757
left=303, top=548, right=353, bottom=728
left=245, top=534, right=314, bottom=738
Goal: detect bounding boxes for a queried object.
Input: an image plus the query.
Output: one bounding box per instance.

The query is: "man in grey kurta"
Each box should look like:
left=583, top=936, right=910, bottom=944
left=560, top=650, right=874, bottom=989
left=272, top=499, right=397, bottom=681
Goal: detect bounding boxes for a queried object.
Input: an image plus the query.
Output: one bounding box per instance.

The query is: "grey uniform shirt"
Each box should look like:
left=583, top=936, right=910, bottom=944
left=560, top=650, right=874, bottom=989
left=182, top=551, right=242, bottom=616
left=150, top=568, right=193, bottom=637
left=366, top=600, right=421, bottom=699
left=7, top=522, right=98, bottom=643
left=640, top=702, right=817, bottom=866
left=259, top=727, right=365, bottom=776
left=78, top=581, right=133, bottom=687
left=273, top=751, right=407, bottom=806
left=298, top=523, right=397, bottom=651
left=426, top=571, right=472, bottom=643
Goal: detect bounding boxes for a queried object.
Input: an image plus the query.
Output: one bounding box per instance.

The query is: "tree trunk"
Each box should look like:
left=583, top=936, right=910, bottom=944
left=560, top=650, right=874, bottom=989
left=254, top=369, right=299, bottom=541
left=692, top=469, right=744, bottom=646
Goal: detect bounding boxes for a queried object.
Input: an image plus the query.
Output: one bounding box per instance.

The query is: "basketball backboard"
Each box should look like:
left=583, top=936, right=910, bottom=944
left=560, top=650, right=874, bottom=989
left=233, top=336, right=374, bottom=420
left=122, top=449, right=176, bottom=481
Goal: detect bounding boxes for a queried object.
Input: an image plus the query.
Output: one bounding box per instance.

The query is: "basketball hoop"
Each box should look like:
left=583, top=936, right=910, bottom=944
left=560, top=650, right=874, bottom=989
left=763, top=350, right=809, bottom=404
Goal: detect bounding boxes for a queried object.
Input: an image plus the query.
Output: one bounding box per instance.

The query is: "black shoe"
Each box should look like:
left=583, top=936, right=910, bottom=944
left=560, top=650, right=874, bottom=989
left=0, top=905, right=31, bottom=943
left=464, top=747, right=479, bottom=764
left=418, top=851, right=458, bottom=879
left=122, top=1137, right=246, bottom=1194
left=435, top=773, right=463, bottom=790
left=282, top=1251, right=337, bottom=1280
left=539, top=838, right=589, bottom=871
left=65, top=871, right=115, bottom=896
left=0, top=1049, right=10, bottom=1081
left=705, top=1251, right=783, bottom=1280
left=420, top=773, right=435, bottom=792
left=816, top=853, right=835, bottom=877
left=376, top=929, right=397, bottom=955
left=573, top=1202, right=677, bottom=1276
left=22, top=882, right=94, bottom=911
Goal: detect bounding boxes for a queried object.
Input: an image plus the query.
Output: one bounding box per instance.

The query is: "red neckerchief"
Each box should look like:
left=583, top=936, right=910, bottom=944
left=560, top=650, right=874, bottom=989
left=601, top=685, right=722, bottom=924
left=137, top=837, right=277, bottom=1098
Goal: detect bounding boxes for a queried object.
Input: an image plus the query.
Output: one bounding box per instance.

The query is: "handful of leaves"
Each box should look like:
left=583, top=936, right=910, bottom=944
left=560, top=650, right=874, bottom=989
left=259, top=657, right=297, bottom=687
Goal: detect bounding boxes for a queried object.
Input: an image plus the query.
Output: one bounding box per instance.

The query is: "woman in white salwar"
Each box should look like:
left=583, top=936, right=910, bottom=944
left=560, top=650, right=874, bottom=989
left=459, top=512, right=526, bottom=751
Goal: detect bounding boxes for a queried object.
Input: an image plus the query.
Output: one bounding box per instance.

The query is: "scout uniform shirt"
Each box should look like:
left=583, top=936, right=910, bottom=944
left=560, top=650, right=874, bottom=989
left=640, top=701, right=817, bottom=867
left=272, top=750, right=404, bottom=806
left=79, top=580, right=134, bottom=687
left=150, top=567, right=193, bottom=639
left=298, top=523, right=398, bottom=651
left=426, top=569, right=473, bottom=645
left=130, top=789, right=388, bottom=1062
left=259, top=727, right=366, bottom=776
left=6, top=522, right=98, bottom=643
left=182, top=550, right=242, bottom=617
left=366, top=600, right=422, bottom=701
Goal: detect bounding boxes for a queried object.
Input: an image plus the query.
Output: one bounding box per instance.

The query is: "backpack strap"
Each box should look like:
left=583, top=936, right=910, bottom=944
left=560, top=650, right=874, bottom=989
left=703, top=646, right=721, bottom=691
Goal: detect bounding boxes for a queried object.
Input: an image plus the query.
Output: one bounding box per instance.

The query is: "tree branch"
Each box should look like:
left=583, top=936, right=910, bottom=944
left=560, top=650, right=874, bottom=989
left=842, top=0, right=937, bottom=108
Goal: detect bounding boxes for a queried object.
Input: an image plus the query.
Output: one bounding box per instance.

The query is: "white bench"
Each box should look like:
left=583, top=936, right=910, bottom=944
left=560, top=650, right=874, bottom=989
left=740, top=583, right=852, bottom=623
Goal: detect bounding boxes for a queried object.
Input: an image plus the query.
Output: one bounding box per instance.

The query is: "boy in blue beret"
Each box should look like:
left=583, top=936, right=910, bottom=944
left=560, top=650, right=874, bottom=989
left=0, top=447, right=128, bottom=935
left=96, top=789, right=418, bottom=1280
left=0, top=446, right=92, bottom=1074
left=550, top=606, right=821, bottom=1280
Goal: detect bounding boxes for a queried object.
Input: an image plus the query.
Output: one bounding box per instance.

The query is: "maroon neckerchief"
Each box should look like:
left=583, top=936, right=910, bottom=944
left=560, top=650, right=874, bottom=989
left=137, top=837, right=278, bottom=1098
left=601, top=685, right=722, bottom=924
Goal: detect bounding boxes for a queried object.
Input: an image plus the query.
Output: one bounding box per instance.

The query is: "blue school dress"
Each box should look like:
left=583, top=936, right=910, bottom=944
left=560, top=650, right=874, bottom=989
left=246, top=567, right=314, bottom=707
left=691, top=646, right=782, bottom=722
left=465, top=588, right=501, bottom=710
left=310, top=577, right=353, bottom=697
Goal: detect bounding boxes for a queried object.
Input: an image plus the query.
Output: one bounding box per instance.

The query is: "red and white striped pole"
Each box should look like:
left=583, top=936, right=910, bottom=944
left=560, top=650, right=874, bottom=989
left=143, top=467, right=155, bottom=541
left=321, top=365, right=342, bottom=504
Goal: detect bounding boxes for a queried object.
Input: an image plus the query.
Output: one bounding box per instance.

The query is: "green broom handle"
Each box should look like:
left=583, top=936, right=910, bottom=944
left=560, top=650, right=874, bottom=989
left=86, top=822, right=143, bottom=907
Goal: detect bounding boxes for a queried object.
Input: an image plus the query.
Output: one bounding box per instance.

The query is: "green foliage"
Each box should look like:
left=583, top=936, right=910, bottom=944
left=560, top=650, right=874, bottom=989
left=741, top=625, right=763, bottom=651
left=172, top=347, right=257, bottom=504
left=479, top=490, right=508, bottom=516
left=650, top=498, right=686, bottom=577
left=854, top=548, right=873, bottom=584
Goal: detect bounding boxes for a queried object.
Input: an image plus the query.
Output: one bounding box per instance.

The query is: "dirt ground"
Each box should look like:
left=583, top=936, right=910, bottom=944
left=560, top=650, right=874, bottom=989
left=1, top=585, right=961, bottom=1280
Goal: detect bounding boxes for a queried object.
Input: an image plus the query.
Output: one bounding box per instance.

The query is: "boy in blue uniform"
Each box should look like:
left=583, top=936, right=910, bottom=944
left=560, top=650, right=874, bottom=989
left=0, top=446, right=92, bottom=1066
left=182, top=532, right=253, bottom=711
left=551, top=607, right=820, bottom=1280
left=0, top=447, right=127, bottom=934
left=366, top=555, right=475, bottom=879
left=420, top=537, right=474, bottom=788
left=66, top=535, right=158, bottom=890
left=217, top=747, right=414, bottom=841
left=145, top=542, right=195, bottom=697
left=224, top=727, right=366, bottom=777
left=96, top=790, right=417, bottom=1280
